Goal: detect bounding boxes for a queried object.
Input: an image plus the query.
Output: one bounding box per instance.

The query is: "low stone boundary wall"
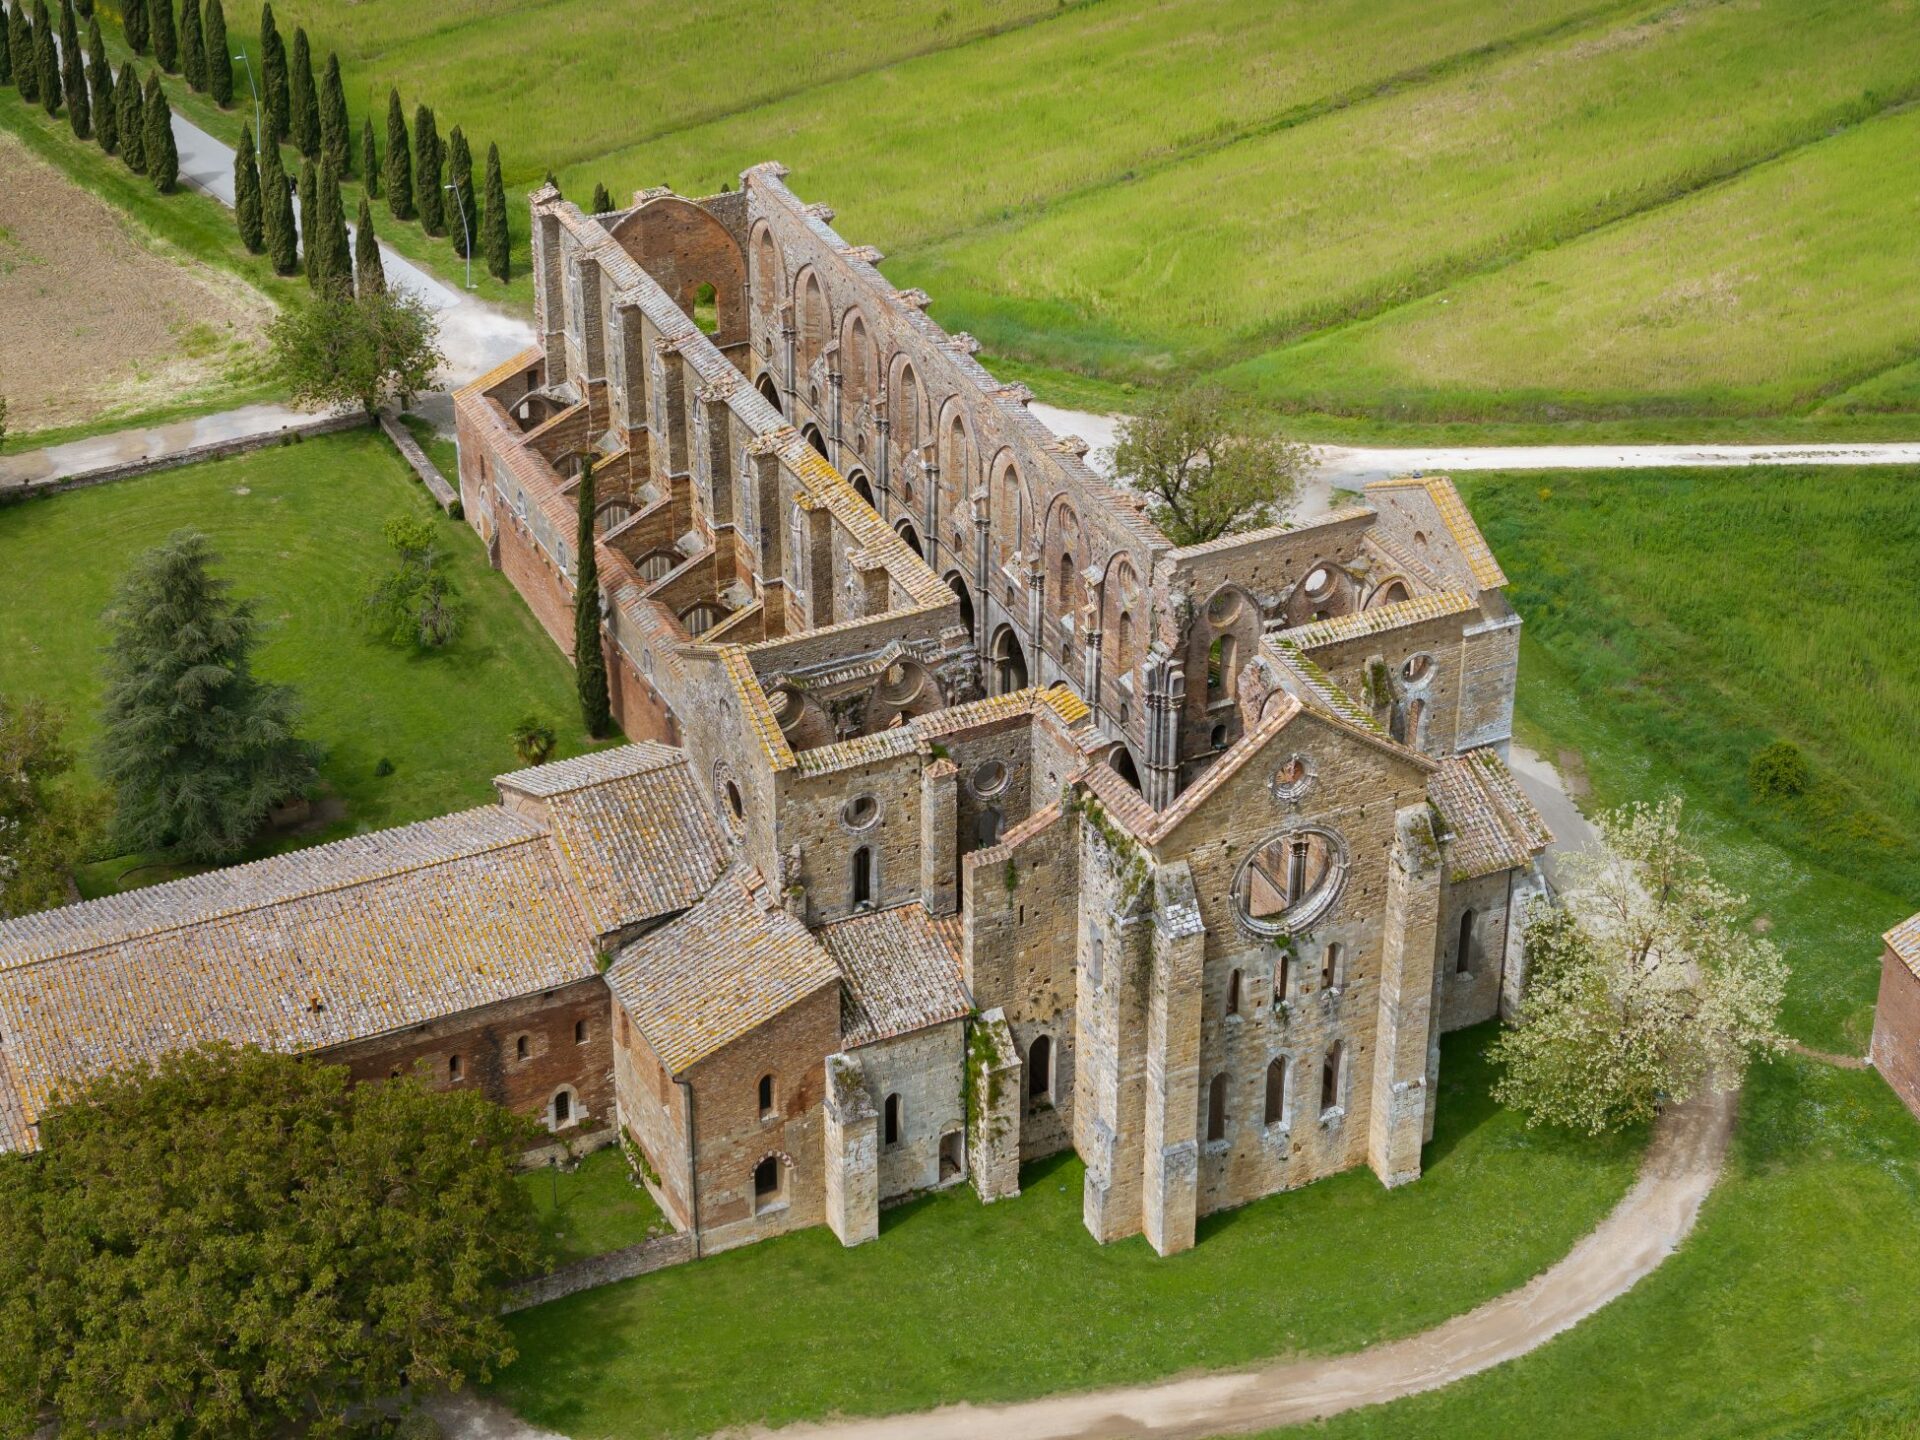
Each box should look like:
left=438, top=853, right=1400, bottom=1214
left=378, top=410, right=460, bottom=513
left=0, top=411, right=373, bottom=501
left=504, top=1230, right=696, bottom=1313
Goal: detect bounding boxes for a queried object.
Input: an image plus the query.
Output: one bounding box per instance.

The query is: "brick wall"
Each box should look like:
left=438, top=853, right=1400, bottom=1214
left=1872, top=947, right=1920, bottom=1122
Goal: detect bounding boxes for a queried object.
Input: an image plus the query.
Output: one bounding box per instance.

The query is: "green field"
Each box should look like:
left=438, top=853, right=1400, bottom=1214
left=0, top=429, right=602, bottom=883
left=521, top=1147, right=671, bottom=1269
left=496, top=1025, right=1640, bottom=1438
left=106, top=0, right=1920, bottom=434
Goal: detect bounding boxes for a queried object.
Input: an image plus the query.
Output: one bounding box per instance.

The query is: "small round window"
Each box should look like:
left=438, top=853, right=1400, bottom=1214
left=1304, top=566, right=1336, bottom=601
left=1233, top=827, right=1348, bottom=936
left=1403, top=653, right=1433, bottom=683
left=1206, top=588, right=1242, bottom=626
left=842, top=795, right=881, bottom=831
left=971, top=760, right=1009, bottom=796
left=1271, top=754, right=1314, bottom=800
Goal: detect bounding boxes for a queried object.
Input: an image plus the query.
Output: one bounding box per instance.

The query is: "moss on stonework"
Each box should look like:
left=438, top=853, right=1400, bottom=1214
left=1064, top=787, right=1151, bottom=911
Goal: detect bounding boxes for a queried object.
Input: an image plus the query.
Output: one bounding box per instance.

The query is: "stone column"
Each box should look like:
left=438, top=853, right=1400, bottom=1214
left=1141, top=653, right=1185, bottom=810
left=972, top=491, right=992, bottom=653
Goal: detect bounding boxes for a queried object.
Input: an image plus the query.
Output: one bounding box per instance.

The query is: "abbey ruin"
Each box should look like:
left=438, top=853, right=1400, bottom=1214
left=0, top=167, right=1550, bottom=1258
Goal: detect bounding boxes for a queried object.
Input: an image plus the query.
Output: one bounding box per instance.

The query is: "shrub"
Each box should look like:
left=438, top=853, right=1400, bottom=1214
left=1749, top=740, right=1811, bottom=802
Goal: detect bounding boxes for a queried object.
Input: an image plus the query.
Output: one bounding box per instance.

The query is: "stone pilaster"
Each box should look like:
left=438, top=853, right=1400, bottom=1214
left=1370, top=803, right=1442, bottom=1188
left=968, top=1009, right=1023, bottom=1203
left=824, top=1053, right=878, bottom=1247
left=1142, top=861, right=1204, bottom=1255
left=1142, top=653, right=1185, bottom=811
left=921, top=757, right=959, bottom=917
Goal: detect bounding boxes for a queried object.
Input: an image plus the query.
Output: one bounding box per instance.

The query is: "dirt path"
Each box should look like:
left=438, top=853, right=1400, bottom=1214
left=434, top=1086, right=1734, bottom=1440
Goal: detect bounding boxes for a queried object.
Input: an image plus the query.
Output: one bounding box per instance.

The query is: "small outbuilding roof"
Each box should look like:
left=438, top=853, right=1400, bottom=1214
left=818, top=903, right=972, bottom=1048
left=1886, top=914, right=1920, bottom=979
left=1429, top=749, right=1554, bottom=880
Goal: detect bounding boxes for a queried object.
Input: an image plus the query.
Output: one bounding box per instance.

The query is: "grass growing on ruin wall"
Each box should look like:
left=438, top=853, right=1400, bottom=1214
left=495, top=1025, right=1641, bottom=1438
left=1259, top=1054, right=1920, bottom=1440
left=0, top=429, right=602, bottom=889
left=1454, top=464, right=1920, bottom=1053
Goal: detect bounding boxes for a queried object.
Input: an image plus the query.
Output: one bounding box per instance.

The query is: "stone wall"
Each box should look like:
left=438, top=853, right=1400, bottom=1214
left=850, top=1020, right=967, bottom=1200
left=503, top=1231, right=696, bottom=1313
left=610, top=1001, right=696, bottom=1229
left=1435, top=869, right=1517, bottom=1033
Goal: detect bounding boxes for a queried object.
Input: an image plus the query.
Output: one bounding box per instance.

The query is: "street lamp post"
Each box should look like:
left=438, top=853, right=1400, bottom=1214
left=445, top=182, right=475, bottom=291
left=233, top=46, right=262, bottom=155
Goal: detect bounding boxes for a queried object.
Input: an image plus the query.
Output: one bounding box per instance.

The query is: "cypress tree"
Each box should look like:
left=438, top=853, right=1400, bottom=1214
left=10, top=4, right=34, bottom=104
left=33, top=1, right=57, bottom=114
left=179, top=0, right=203, bottom=90
left=590, top=181, right=611, bottom=214
left=446, top=125, right=474, bottom=256
left=150, top=0, right=175, bottom=72
left=318, top=50, right=346, bottom=175
left=287, top=25, right=314, bottom=156
left=573, top=459, right=612, bottom=738
left=115, top=59, right=143, bottom=171
left=59, top=0, right=87, bottom=137
left=298, top=154, right=317, bottom=283
left=314, top=158, right=350, bottom=295
left=353, top=193, right=384, bottom=296
left=260, top=134, right=296, bottom=273
left=122, top=0, right=146, bottom=54
left=413, top=104, right=442, bottom=234
left=383, top=87, right=410, bottom=220
left=1, top=3, right=21, bottom=96
left=204, top=0, right=229, bottom=104
left=259, top=2, right=285, bottom=142
left=144, top=70, right=176, bottom=191
left=87, top=15, right=114, bottom=152
left=481, top=140, right=509, bottom=282
left=359, top=114, right=378, bottom=197
left=234, top=123, right=263, bottom=251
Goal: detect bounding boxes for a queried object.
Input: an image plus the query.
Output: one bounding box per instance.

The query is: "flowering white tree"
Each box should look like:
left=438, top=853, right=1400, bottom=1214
left=1493, top=795, right=1789, bottom=1134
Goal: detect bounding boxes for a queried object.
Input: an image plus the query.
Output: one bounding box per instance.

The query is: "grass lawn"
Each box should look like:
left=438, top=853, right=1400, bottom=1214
left=520, top=1146, right=672, bottom=1270
left=0, top=428, right=604, bottom=889
left=1453, top=465, right=1920, bottom=1052
left=493, top=1026, right=1643, bottom=1438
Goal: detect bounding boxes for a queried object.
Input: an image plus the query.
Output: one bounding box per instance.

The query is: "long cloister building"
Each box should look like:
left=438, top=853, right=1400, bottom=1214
left=0, top=167, right=1549, bottom=1260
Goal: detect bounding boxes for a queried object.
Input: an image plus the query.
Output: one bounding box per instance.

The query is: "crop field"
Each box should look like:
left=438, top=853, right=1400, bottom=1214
left=113, top=0, right=1920, bottom=433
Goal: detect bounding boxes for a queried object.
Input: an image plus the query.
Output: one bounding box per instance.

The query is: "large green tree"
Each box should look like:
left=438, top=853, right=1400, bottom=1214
left=97, top=530, right=318, bottom=862
left=1, top=2, right=21, bottom=93
left=365, top=513, right=463, bottom=648
left=318, top=48, right=346, bottom=174
left=203, top=0, right=229, bottom=104
left=383, top=86, right=411, bottom=219
left=0, top=1044, right=541, bottom=1438
left=149, top=0, right=175, bottom=71
left=143, top=67, right=176, bottom=192
left=287, top=23, right=315, bottom=156
left=113, top=58, right=142, bottom=171
left=178, top=0, right=204, bottom=90
left=481, top=139, right=509, bottom=281
left=85, top=14, right=113, bottom=152
left=233, top=121, right=262, bottom=250
left=413, top=102, right=442, bottom=234
left=1492, top=795, right=1790, bottom=1135
left=573, top=458, right=612, bottom=738
left=32, top=1, right=57, bottom=115
left=1109, top=383, right=1314, bottom=546
left=269, top=285, right=443, bottom=416
left=312, top=157, right=351, bottom=296
left=353, top=192, right=384, bottom=295
left=258, top=0, right=286, bottom=141
left=0, top=694, right=100, bottom=919
left=446, top=123, right=475, bottom=256
left=57, top=0, right=86, bottom=137
left=121, top=0, right=147, bottom=53
left=260, top=128, right=296, bottom=272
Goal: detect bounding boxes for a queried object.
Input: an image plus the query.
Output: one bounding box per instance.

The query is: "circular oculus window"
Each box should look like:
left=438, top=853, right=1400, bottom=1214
left=841, top=794, right=881, bottom=831
left=1232, top=827, right=1348, bottom=936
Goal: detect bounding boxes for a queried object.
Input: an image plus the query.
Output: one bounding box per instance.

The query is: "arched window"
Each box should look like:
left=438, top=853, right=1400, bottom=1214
left=1028, top=1035, right=1052, bottom=1102
left=1322, top=1041, right=1344, bottom=1115
left=1457, top=909, right=1476, bottom=975
left=1089, top=933, right=1104, bottom=987
left=753, top=1156, right=781, bottom=1211
left=515, top=1034, right=529, bottom=1062
left=1059, top=549, right=1074, bottom=598
left=884, top=1093, right=903, bottom=1147
left=975, top=808, right=1004, bottom=849
left=1276, top=952, right=1293, bottom=1003
left=1225, top=968, right=1242, bottom=1017
left=448, top=1054, right=462, bottom=1081
left=574, top=1018, right=588, bottom=1045
left=758, top=1073, right=776, bottom=1119
left=1208, top=633, right=1238, bottom=698
left=1406, top=697, right=1427, bottom=748
left=553, top=1088, right=573, bottom=1127
left=1115, top=610, right=1133, bottom=671
left=851, top=846, right=874, bottom=908
left=1265, top=1058, right=1288, bottom=1126
left=1210, top=723, right=1229, bottom=750
left=1206, top=1072, right=1228, bottom=1142
left=1322, top=942, right=1344, bottom=992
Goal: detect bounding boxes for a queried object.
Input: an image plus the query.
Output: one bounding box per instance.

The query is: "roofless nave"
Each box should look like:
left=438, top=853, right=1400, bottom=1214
left=0, top=165, right=1548, bottom=1259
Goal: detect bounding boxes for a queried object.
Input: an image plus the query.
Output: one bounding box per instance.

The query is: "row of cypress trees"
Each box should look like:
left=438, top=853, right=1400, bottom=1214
left=117, top=0, right=233, bottom=105
left=1, top=0, right=178, bottom=192
left=232, top=117, right=384, bottom=298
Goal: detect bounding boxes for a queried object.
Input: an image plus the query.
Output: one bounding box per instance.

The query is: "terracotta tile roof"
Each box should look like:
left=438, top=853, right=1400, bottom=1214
left=1266, top=639, right=1387, bottom=735
left=1280, top=590, right=1479, bottom=649
left=0, top=809, right=599, bottom=1150
left=1364, top=476, right=1508, bottom=591
left=722, top=646, right=797, bottom=770
left=0, top=1053, right=30, bottom=1154
left=1429, top=749, right=1554, bottom=880
left=536, top=754, right=729, bottom=935
left=1885, top=914, right=1920, bottom=978
left=496, top=742, right=687, bottom=798
left=817, top=903, right=972, bottom=1048
left=793, top=688, right=1090, bottom=777
left=606, top=867, right=838, bottom=1076
left=458, top=346, right=544, bottom=402
left=1166, top=506, right=1374, bottom=560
